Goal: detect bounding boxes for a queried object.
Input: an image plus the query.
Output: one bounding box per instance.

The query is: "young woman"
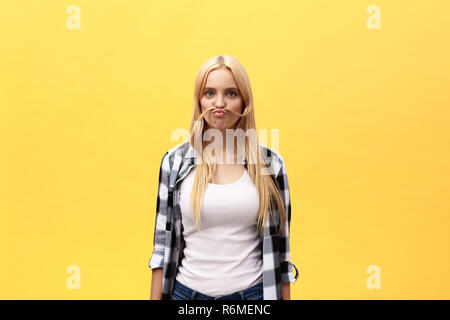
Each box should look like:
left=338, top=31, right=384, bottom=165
left=149, top=55, right=298, bottom=300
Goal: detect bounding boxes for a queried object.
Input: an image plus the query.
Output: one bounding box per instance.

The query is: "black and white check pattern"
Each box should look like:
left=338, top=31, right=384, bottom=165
left=149, top=141, right=299, bottom=300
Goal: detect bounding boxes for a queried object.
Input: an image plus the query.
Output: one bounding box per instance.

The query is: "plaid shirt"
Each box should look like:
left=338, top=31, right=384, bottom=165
left=149, top=141, right=299, bottom=300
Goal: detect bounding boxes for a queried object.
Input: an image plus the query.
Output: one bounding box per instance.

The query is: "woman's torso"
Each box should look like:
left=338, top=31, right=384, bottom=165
left=175, top=164, right=263, bottom=296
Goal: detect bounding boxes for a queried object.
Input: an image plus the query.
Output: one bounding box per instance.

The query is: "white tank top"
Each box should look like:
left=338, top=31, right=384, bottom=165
left=175, top=166, right=263, bottom=296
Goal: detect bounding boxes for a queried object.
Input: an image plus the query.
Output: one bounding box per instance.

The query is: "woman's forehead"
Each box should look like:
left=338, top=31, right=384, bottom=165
left=205, top=68, right=237, bottom=87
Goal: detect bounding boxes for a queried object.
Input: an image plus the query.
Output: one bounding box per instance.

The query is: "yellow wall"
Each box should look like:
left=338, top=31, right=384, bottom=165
left=1, top=0, right=449, bottom=299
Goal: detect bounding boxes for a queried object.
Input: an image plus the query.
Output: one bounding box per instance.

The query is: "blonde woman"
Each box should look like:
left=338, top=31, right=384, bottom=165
left=149, top=55, right=299, bottom=300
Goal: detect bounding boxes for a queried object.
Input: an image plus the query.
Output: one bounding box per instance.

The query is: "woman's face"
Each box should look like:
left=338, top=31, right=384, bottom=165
left=200, top=67, right=244, bottom=132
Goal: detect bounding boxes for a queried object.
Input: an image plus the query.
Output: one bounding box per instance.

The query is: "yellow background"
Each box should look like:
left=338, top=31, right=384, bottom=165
left=1, top=0, right=449, bottom=299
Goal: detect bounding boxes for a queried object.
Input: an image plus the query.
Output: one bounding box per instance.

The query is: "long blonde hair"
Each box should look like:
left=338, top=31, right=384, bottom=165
left=188, top=55, right=286, bottom=237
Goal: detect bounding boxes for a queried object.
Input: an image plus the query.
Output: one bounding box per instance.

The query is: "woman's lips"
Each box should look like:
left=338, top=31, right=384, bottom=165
left=213, top=109, right=225, bottom=117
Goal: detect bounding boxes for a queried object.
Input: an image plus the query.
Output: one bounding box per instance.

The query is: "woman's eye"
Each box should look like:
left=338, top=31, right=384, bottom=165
left=204, top=91, right=237, bottom=97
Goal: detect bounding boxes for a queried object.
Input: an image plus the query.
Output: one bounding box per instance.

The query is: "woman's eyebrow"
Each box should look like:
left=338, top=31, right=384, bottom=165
left=204, top=87, right=239, bottom=91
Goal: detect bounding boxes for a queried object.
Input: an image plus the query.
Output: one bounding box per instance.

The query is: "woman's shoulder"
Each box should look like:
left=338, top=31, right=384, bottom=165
left=259, top=143, right=285, bottom=162
left=160, top=142, right=286, bottom=176
left=160, top=141, right=191, bottom=164
left=259, top=143, right=285, bottom=176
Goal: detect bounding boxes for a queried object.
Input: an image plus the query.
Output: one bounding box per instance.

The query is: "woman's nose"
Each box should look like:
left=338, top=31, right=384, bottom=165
left=215, top=94, right=225, bottom=107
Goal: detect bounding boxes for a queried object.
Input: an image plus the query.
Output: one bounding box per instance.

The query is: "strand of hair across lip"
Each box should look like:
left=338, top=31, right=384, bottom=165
left=196, top=105, right=249, bottom=122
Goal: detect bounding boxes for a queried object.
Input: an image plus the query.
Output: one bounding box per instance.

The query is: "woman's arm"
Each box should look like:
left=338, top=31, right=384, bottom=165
left=149, top=152, right=171, bottom=299
left=277, top=157, right=297, bottom=288
left=281, top=282, right=290, bottom=300
left=150, top=268, right=163, bottom=300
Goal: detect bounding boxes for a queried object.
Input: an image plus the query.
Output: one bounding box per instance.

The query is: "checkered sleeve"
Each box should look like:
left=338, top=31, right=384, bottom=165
left=149, top=151, right=170, bottom=270
left=277, top=157, right=298, bottom=283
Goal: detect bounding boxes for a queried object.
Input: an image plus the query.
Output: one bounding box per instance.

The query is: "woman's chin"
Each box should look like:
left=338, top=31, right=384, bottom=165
left=206, top=122, right=230, bottom=131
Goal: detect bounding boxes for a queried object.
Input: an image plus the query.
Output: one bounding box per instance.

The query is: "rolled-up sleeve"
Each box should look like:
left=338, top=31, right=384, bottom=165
left=277, top=158, right=299, bottom=284
left=149, top=152, right=170, bottom=270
